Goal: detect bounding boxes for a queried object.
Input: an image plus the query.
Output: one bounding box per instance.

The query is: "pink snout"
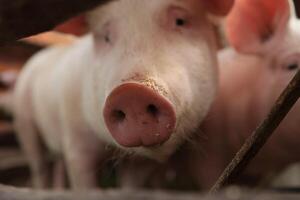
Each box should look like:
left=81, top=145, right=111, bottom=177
left=103, top=83, right=176, bottom=147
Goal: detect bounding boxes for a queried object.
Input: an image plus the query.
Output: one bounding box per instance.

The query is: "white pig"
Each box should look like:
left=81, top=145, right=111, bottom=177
left=187, top=0, right=300, bottom=189
left=12, top=0, right=234, bottom=189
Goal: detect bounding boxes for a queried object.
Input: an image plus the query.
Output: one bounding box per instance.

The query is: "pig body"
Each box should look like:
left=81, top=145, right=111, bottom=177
left=188, top=0, right=300, bottom=189
left=13, top=0, right=234, bottom=189
left=189, top=49, right=300, bottom=189
left=14, top=38, right=106, bottom=188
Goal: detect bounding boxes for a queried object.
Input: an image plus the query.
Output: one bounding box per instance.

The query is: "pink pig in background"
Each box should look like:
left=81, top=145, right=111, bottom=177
left=187, top=0, right=300, bottom=189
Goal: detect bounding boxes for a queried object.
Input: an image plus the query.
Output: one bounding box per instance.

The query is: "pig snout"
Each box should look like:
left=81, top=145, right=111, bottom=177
left=103, top=82, right=176, bottom=148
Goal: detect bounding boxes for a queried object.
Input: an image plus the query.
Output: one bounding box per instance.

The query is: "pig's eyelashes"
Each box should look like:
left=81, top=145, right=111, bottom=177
left=96, top=22, right=113, bottom=44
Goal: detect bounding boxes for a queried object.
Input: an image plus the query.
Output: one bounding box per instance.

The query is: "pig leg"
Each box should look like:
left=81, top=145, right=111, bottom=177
left=16, top=121, right=51, bottom=188
left=118, top=158, right=163, bottom=189
left=62, top=125, right=109, bottom=189
left=14, top=86, right=51, bottom=188
left=191, top=155, right=225, bottom=190
left=52, top=158, right=67, bottom=189
left=186, top=138, right=228, bottom=190
left=18, top=124, right=50, bottom=188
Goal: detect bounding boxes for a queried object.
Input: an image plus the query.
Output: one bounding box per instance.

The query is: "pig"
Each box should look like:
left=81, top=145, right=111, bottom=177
left=187, top=0, right=300, bottom=189
left=12, top=0, right=234, bottom=189
left=118, top=0, right=300, bottom=190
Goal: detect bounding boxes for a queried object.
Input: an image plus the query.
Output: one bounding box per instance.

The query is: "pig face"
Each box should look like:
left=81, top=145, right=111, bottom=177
left=225, top=0, right=300, bottom=133
left=83, top=0, right=233, bottom=160
left=260, top=16, right=300, bottom=136
left=252, top=15, right=300, bottom=106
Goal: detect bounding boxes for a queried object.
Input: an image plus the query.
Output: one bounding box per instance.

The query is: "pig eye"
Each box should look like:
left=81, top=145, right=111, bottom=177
left=97, top=22, right=113, bottom=44
left=280, top=54, right=300, bottom=71
left=175, top=18, right=186, bottom=26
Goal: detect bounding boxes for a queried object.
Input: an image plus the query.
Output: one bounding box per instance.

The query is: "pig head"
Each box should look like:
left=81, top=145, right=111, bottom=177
left=81, top=0, right=235, bottom=160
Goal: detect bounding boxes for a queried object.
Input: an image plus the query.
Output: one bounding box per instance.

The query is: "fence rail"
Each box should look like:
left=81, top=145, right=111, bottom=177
left=0, top=185, right=299, bottom=200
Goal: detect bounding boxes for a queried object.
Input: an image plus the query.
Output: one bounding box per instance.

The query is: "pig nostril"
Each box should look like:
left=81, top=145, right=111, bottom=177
left=147, top=104, right=159, bottom=117
left=112, top=110, right=126, bottom=122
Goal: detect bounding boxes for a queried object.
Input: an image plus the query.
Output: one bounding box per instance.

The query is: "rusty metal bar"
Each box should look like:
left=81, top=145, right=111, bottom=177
left=210, top=70, right=300, bottom=193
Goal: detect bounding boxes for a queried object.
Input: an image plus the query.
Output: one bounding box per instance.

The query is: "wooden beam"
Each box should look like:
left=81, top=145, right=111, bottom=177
left=0, top=0, right=112, bottom=44
left=0, top=185, right=300, bottom=200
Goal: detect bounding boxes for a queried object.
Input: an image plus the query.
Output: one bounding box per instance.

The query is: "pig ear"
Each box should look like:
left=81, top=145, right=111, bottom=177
left=55, top=15, right=89, bottom=36
left=226, top=0, right=290, bottom=54
left=203, top=0, right=235, bottom=16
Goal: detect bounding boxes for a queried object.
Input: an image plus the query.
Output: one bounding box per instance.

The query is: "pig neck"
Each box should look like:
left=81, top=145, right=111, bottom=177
left=58, top=35, right=100, bottom=133
left=76, top=35, right=117, bottom=143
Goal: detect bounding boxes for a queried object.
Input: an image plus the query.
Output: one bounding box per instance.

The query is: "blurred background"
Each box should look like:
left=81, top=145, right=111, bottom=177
left=0, top=0, right=299, bottom=189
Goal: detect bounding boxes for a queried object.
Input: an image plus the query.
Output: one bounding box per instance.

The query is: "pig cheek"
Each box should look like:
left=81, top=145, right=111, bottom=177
left=161, top=71, right=194, bottom=139
left=166, top=48, right=216, bottom=126
left=187, top=61, right=217, bottom=130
